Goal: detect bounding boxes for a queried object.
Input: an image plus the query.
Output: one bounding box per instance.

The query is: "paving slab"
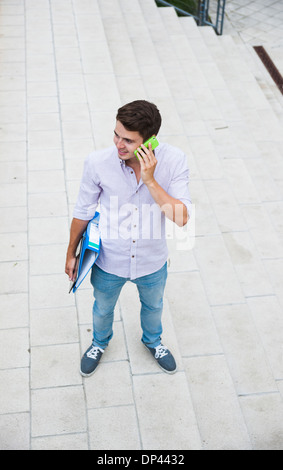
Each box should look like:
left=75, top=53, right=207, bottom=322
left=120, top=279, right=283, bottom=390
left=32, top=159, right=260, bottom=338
left=184, top=355, right=252, bottom=450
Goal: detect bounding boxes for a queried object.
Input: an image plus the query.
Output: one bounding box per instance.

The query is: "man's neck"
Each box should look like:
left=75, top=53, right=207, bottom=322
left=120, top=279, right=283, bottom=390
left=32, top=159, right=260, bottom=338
left=126, top=157, right=141, bottom=183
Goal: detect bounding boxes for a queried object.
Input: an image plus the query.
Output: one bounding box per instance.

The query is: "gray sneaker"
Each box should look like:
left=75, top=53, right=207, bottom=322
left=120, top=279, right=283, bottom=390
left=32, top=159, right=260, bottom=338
left=80, top=344, right=104, bottom=377
left=145, top=343, right=177, bottom=374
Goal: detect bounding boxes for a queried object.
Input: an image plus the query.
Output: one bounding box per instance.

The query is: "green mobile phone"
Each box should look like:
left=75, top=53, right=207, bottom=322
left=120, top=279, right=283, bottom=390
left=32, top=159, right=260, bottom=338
left=134, top=135, right=159, bottom=158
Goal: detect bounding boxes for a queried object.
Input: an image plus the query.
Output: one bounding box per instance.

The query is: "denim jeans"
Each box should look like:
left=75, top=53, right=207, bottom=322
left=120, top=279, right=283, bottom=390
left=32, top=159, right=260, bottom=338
left=90, top=262, right=168, bottom=350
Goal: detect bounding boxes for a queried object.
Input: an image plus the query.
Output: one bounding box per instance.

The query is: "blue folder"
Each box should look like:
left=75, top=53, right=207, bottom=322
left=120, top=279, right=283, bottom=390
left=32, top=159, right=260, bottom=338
left=70, top=212, right=101, bottom=293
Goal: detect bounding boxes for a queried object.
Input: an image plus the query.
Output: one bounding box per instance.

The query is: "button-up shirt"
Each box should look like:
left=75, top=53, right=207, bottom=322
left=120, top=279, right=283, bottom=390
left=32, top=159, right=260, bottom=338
left=73, top=143, right=191, bottom=279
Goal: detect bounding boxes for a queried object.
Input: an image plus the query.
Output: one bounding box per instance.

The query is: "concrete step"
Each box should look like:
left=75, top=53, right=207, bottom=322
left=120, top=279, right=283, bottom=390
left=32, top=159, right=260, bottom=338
left=220, top=34, right=283, bottom=117
left=73, top=0, right=122, bottom=151
left=196, top=23, right=283, bottom=202
left=233, top=38, right=283, bottom=123
left=198, top=24, right=283, bottom=150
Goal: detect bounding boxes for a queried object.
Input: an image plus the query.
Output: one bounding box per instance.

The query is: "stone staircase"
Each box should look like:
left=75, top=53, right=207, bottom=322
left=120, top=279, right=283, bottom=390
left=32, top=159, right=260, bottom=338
left=1, top=0, right=283, bottom=450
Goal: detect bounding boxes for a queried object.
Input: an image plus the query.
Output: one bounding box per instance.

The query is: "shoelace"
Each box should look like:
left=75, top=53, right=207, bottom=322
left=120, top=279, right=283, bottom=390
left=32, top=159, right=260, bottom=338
left=86, top=346, right=103, bottom=360
left=154, top=345, right=169, bottom=359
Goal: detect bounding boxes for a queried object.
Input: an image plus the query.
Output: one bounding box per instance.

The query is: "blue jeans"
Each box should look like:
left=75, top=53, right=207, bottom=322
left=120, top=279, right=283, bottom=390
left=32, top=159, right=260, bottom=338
left=90, top=263, right=168, bottom=350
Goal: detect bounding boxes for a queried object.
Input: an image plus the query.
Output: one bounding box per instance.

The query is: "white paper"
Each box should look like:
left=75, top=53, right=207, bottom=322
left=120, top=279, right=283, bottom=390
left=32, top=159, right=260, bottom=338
left=75, top=249, right=98, bottom=287
left=89, top=223, right=100, bottom=249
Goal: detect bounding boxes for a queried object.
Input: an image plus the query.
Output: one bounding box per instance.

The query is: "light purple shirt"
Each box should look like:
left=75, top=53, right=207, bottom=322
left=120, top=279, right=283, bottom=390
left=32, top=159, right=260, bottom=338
left=73, top=142, right=191, bottom=279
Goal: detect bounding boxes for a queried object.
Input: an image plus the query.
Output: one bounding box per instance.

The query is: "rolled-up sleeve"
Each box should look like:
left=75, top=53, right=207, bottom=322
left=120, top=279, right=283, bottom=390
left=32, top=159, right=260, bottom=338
left=167, top=152, right=192, bottom=218
left=73, top=153, right=101, bottom=220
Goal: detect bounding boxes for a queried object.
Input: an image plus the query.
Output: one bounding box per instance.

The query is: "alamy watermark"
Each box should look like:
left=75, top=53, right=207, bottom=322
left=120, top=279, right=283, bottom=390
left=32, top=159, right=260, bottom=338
left=98, top=197, right=195, bottom=251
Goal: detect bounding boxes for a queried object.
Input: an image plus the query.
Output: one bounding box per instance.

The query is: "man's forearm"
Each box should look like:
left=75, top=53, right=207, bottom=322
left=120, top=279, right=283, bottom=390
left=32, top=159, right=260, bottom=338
left=65, top=218, right=89, bottom=281
left=145, top=179, right=189, bottom=227
left=67, top=218, right=89, bottom=256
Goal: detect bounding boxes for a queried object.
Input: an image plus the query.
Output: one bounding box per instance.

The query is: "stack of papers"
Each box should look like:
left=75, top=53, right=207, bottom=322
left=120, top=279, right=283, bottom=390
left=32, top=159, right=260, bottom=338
left=70, top=212, right=101, bottom=293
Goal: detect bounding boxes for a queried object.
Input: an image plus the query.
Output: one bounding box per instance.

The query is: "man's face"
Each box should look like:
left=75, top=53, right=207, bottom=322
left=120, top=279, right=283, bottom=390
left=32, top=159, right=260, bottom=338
left=114, top=120, right=143, bottom=161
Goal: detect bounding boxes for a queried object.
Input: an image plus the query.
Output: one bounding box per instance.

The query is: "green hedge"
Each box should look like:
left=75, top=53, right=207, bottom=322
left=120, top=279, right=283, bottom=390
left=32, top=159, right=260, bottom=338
left=155, top=0, right=198, bottom=16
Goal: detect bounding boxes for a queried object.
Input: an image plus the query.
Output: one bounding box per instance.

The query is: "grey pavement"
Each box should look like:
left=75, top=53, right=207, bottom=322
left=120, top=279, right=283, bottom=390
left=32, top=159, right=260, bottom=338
left=1, top=0, right=283, bottom=450
left=224, top=0, right=283, bottom=46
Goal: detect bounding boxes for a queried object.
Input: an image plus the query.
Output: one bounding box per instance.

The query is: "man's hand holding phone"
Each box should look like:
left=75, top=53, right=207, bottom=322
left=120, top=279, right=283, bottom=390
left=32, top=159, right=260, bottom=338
left=135, top=135, right=159, bottom=186
left=136, top=142, right=158, bottom=186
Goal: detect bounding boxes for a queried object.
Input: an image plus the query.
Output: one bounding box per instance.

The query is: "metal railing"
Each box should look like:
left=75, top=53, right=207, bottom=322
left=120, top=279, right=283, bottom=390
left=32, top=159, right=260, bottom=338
left=155, top=0, right=226, bottom=35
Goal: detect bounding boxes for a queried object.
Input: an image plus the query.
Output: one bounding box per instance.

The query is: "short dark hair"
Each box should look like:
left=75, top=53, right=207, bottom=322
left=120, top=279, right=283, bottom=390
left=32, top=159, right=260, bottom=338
left=116, top=100, right=162, bottom=141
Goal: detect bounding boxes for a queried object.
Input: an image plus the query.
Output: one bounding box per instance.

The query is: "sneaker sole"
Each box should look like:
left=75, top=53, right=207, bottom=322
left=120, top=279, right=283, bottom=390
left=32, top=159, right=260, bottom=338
left=157, top=363, right=178, bottom=374
left=80, top=364, right=100, bottom=378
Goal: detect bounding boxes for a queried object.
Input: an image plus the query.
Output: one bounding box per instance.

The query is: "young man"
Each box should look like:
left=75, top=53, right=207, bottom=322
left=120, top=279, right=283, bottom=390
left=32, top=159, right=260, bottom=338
left=65, top=100, right=191, bottom=377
